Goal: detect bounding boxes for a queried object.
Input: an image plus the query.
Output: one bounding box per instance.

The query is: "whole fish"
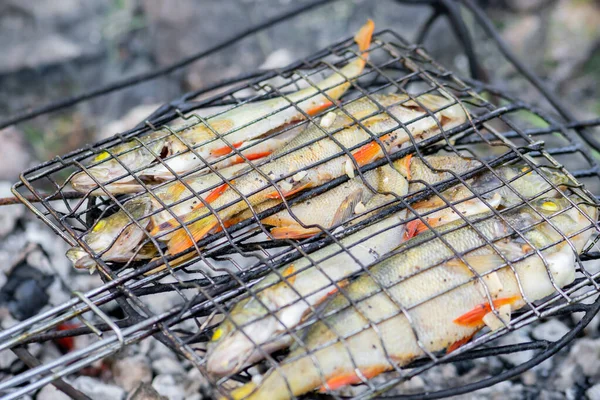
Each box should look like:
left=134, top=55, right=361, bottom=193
left=206, top=155, right=501, bottom=376
left=70, top=20, right=375, bottom=195
left=160, top=93, right=467, bottom=255
left=228, top=196, right=597, bottom=399
left=66, top=164, right=246, bottom=270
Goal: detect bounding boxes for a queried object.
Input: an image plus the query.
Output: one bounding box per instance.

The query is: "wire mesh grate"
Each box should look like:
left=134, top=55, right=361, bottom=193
left=2, top=24, right=600, bottom=400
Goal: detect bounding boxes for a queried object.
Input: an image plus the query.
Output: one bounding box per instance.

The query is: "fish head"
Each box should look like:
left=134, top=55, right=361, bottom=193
left=70, top=165, right=123, bottom=194
left=66, top=198, right=153, bottom=269
left=206, top=297, right=282, bottom=376
left=510, top=165, right=570, bottom=196
left=71, top=138, right=166, bottom=194
left=66, top=246, right=98, bottom=271
left=523, top=197, right=597, bottom=251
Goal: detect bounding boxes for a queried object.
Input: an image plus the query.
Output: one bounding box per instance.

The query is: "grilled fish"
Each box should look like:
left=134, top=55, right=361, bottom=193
left=161, top=93, right=467, bottom=255
left=228, top=196, right=597, bottom=399
left=66, top=164, right=247, bottom=270
left=206, top=155, right=506, bottom=376
left=70, top=20, right=375, bottom=195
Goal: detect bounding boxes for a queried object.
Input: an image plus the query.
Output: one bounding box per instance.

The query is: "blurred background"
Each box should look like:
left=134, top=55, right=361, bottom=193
left=0, top=1, right=599, bottom=399
left=0, top=0, right=597, bottom=181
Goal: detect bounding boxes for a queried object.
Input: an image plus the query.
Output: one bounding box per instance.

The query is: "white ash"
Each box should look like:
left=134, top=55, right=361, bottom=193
left=0, top=183, right=24, bottom=239
left=184, top=368, right=207, bottom=399
left=496, top=326, right=535, bottom=366
left=564, top=338, right=600, bottom=381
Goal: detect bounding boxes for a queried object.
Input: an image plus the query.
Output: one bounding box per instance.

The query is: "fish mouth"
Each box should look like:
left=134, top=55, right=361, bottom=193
left=66, top=247, right=98, bottom=271
left=206, top=334, right=256, bottom=376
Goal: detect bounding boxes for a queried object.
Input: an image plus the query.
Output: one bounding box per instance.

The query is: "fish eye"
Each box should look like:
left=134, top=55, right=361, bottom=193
left=540, top=200, right=559, bottom=212
left=92, top=219, right=107, bottom=232
left=94, top=151, right=111, bottom=162
left=212, top=327, right=223, bottom=341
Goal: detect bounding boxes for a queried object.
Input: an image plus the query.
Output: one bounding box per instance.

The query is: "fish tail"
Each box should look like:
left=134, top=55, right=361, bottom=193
left=354, top=19, right=375, bottom=61
left=319, top=20, right=375, bottom=101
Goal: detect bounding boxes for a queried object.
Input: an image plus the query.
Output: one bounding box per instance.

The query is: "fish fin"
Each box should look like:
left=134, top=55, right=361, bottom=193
left=351, top=133, right=390, bottom=167
left=143, top=252, right=196, bottom=276
left=270, top=225, right=322, bottom=240
left=446, top=333, right=476, bottom=354
left=319, top=365, right=387, bottom=392
left=265, top=181, right=312, bottom=200
left=210, top=141, right=243, bottom=157
left=282, top=264, right=297, bottom=286
left=167, top=215, right=218, bottom=255
left=203, top=181, right=232, bottom=205
left=325, top=279, right=350, bottom=298
left=243, top=150, right=273, bottom=162
left=453, top=296, right=519, bottom=327
left=331, top=189, right=364, bottom=227
left=306, top=100, right=334, bottom=116
left=212, top=217, right=242, bottom=233
left=354, top=19, right=375, bottom=54
left=403, top=218, right=431, bottom=240
left=166, top=181, right=188, bottom=199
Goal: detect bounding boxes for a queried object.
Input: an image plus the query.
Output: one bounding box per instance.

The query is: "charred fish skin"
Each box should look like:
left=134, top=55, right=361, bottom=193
left=70, top=21, right=375, bottom=195
left=229, top=197, right=597, bottom=399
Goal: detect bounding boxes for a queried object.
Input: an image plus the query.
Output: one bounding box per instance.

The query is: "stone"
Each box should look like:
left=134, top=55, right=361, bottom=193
left=0, top=35, right=83, bottom=75
left=126, top=383, right=168, bottom=400
left=0, top=347, right=18, bottom=370
left=151, top=356, right=185, bottom=376
left=184, top=367, right=208, bottom=398
left=502, top=14, right=545, bottom=69
left=532, top=319, right=570, bottom=343
left=497, top=327, right=535, bottom=366
left=553, top=361, right=582, bottom=392
left=152, top=374, right=186, bottom=400
left=587, top=383, right=600, bottom=400
left=36, top=384, right=72, bottom=400
left=72, top=376, right=125, bottom=400
left=112, top=355, right=153, bottom=392
left=569, top=338, right=600, bottom=379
